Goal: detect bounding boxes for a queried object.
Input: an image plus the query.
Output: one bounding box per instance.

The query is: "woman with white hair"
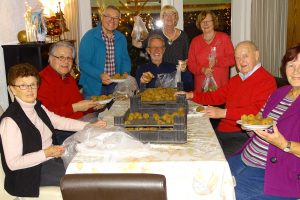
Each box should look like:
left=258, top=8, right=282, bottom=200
left=132, top=5, right=189, bottom=66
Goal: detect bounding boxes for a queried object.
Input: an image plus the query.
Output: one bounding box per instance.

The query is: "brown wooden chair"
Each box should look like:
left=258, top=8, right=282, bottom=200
left=60, top=173, right=167, bottom=200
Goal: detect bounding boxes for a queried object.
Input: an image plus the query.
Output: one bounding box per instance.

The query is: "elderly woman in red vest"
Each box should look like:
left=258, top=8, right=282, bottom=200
left=0, top=63, right=106, bottom=197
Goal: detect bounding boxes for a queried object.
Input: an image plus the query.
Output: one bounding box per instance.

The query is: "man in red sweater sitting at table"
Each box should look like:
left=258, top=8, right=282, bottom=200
left=176, top=41, right=277, bottom=156
left=38, top=41, right=101, bottom=144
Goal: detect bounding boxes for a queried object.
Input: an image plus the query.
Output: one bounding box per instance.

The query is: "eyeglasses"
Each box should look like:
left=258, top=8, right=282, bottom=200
left=201, top=20, right=213, bottom=25
left=102, top=14, right=120, bottom=22
left=52, top=55, right=73, bottom=62
left=12, top=83, right=38, bottom=90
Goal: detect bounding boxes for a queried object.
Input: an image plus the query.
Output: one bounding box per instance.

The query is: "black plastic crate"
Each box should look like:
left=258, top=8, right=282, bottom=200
left=114, top=107, right=187, bottom=144
left=140, top=82, right=184, bottom=92
left=130, top=93, right=188, bottom=113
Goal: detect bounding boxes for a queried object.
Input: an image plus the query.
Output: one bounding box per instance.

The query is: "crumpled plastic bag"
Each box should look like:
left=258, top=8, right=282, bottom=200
left=202, top=76, right=218, bottom=92
left=155, top=71, right=177, bottom=88
left=131, top=16, right=148, bottom=41
left=62, top=126, right=148, bottom=168
left=113, top=75, right=139, bottom=100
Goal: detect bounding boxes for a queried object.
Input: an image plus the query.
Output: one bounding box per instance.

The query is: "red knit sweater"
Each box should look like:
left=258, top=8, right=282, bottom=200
left=38, top=65, right=85, bottom=119
left=192, top=67, right=277, bottom=132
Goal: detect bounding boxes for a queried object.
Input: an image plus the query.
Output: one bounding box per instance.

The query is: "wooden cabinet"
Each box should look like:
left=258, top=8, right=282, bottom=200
left=1, top=42, right=53, bottom=74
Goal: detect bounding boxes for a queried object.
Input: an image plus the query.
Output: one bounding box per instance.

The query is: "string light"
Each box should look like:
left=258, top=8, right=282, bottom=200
left=91, top=7, right=231, bottom=35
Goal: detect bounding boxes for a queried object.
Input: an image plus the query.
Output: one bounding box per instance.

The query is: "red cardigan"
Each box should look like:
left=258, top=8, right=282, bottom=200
left=192, top=67, right=277, bottom=132
left=38, top=65, right=85, bottom=119
left=188, top=32, right=235, bottom=92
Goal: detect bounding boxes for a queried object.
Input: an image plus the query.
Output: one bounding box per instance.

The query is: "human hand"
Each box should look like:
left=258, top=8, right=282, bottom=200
left=44, top=145, right=65, bottom=158
left=101, top=73, right=112, bottom=85
left=140, top=72, right=154, bottom=84
left=178, top=60, right=187, bottom=72
left=202, top=67, right=213, bottom=77
left=72, top=100, right=98, bottom=112
left=205, top=106, right=226, bottom=119
left=254, top=123, right=288, bottom=150
left=174, top=91, right=194, bottom=99
left=132, top=39, right=142, bottom=48
left=93, top=104, right=105, bottom=110
left=90, top=119, right=107, bottom=128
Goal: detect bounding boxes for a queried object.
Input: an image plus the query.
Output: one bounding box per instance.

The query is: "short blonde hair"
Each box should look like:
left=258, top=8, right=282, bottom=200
left=196, top=10, right=219, bottom=31
left=160, top=5, right=179, bottom=26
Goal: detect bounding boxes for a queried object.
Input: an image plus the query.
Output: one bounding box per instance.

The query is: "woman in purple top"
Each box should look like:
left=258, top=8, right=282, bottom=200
left=228, top=44, right=300, bottom=199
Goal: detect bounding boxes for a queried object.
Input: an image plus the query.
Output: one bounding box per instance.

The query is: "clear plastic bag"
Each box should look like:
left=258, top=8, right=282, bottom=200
left=61, top=126, right=148, bottom=168
left=202, top=76, right=218, bottom=92
left=113, top=75, right=139, bottom=100
left=202, top=47, right=218, bottom=92
left=131, top=16, right=149, bottom=41
left=155, top=71, right=177, bottom=88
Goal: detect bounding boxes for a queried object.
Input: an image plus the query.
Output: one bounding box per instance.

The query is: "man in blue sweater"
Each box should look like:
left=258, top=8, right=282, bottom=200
left=79, top=5, right=131, bottom=98
left=135, top=34, right=193, bottom=91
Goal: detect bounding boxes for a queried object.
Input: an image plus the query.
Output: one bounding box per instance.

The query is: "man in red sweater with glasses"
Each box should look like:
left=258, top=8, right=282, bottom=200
left=176, top=41, right=276, bottom=156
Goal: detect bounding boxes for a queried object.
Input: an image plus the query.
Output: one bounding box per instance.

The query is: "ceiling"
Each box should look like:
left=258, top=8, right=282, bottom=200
left=90, top=0, right=231, bottom=7
left=91, top=0, right=231, bottom=13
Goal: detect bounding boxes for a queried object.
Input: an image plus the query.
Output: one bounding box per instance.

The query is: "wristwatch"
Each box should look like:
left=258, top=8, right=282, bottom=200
left=283, top=141, right=291, bottom=152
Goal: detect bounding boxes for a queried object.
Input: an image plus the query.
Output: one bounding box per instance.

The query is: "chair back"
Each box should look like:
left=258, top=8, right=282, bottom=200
left=60, top=173, right=167, bottom=200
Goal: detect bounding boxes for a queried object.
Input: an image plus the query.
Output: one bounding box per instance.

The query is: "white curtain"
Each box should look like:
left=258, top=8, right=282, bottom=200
left=63, top=0, right=80, bottom=62
left=251, top=0, right=288, bottom=77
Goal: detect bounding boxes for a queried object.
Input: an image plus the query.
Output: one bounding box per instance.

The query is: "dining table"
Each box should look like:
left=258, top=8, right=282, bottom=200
left=65, top=99, right=236, bottom=200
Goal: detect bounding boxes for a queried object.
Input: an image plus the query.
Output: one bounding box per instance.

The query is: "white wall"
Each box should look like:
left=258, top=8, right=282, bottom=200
left=0, top=1, right=30, bottom=109
left=0, top=0, right=47, bottom=109
left=78, top=0, right=92, bottom=40
left=230, top=0, right=252, bottom=76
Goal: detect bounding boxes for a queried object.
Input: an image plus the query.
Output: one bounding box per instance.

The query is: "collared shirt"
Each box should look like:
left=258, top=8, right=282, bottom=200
left=101, top=30, right=116, bottom=76
left=239, top=63, right=261, bottom=81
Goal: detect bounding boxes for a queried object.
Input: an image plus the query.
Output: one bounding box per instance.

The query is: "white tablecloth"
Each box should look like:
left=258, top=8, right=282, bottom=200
left=66, top=100, right=236, bottom=200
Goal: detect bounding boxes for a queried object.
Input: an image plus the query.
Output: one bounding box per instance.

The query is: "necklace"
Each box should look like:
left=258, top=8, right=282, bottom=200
left=163, top=28, right=176, bottom=45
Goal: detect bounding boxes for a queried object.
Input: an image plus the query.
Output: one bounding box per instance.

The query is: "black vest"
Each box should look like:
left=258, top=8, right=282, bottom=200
left=0, top=100, right=56, bottom=197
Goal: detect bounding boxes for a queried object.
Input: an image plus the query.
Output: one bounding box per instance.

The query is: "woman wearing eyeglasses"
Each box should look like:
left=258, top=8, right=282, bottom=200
left=38, top=41, right=104, bottom=144
left=132, top=5, right=190, bottom=66
left=0, top=63, right=107, bottom=197
left=188, top=10, right=235, bottom=92
left=38, top=41, right=100, bottom=122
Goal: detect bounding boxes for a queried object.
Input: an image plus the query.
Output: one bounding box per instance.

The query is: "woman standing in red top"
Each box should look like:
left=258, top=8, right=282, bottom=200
left=188, top=10, right=235, bottom=92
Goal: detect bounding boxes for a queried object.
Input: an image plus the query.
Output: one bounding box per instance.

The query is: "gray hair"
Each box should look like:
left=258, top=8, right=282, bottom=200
left=103, top=5, right=121, bottom=17
left=49, top=41, right=76, bottom=59
left=235, top=40, right=258, bottom=51
left=147, top=34, right=165, bottom=48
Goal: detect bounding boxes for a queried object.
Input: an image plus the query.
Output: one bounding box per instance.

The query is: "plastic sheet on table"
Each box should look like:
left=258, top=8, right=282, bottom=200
left=61, top=126, right=150, bottom=168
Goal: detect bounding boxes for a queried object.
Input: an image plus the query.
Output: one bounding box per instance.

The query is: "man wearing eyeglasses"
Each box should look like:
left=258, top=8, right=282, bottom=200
left=79, top=5, right=131, bottom=98
left=135, top=34, right=193, bottom=91
left=38, top=41, right=102, bottom=144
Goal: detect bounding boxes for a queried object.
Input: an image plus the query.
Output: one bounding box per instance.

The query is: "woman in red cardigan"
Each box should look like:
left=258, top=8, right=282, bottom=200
left=188, top=10, right=235, bottom=92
